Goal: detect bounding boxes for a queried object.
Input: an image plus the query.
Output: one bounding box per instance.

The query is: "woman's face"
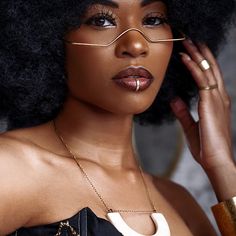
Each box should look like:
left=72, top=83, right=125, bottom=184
left=65, top=0, right=173, bottom=115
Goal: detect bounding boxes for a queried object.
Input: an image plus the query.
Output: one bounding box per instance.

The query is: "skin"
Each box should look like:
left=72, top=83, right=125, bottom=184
left=0, top=0, right=235, bottom=235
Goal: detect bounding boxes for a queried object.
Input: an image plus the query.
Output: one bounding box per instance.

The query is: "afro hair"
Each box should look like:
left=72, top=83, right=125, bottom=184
left=0, top=0, right=235, bottom=130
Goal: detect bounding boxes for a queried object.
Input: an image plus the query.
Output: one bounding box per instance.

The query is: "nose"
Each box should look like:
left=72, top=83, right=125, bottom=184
left=115, top=30, right=149, bottom=58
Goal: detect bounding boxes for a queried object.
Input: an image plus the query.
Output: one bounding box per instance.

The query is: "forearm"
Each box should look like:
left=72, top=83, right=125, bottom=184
left=205, top=161, right=236, bottom=236
left=205, top=162, right=236, bottom=202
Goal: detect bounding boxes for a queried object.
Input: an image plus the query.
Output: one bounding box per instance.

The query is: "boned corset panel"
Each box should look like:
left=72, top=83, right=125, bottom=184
left=7, top=207, right=123, bottom=236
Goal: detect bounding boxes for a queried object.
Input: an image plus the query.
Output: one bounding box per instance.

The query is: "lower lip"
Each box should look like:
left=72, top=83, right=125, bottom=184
left=113, top=77, right=153, bottom=92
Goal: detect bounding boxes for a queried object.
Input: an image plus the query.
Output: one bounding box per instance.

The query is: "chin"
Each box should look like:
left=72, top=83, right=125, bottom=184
left=108, top=100, right=155, bottom=116
left=74, top=87, right=158, bottom=116
left=131, top=105, right=153, bottom=115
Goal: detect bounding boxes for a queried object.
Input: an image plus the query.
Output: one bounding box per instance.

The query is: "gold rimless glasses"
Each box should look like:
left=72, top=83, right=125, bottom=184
left=64, top=27, right=186, bottom=47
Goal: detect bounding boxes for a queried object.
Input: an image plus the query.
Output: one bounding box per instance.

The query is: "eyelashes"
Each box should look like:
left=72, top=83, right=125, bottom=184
left=83, top=8, right=168, bottom=28
left=84, top=8, right=117, bottom=27
left=143, top=12, right=168, bottom=26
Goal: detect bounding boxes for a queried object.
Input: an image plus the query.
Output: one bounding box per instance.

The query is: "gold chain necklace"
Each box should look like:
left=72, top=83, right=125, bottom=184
left=52, top=120, right=171, bottom=236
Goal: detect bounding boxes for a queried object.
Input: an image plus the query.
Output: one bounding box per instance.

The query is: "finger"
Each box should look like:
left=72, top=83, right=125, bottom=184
left=197, top=43, right=223, bottom=80
left=183, top=39, right=217, bottom=86
left=179, top=52, right=214, bottom=92
left=197, top=43, right=229, bottom=99
left=170, top=98, right=200, bottom=159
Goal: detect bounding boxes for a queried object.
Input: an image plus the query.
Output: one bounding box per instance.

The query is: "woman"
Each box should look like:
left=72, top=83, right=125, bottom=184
left=0, top=0, right=235, bottom=235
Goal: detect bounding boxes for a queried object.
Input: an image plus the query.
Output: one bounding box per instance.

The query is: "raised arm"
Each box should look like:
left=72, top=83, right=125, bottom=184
left=170, top=39, right=236, bottom=235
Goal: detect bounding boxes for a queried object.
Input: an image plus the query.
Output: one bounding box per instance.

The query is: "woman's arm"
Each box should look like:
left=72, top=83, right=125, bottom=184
left=170, top=39, right=236, bottom=234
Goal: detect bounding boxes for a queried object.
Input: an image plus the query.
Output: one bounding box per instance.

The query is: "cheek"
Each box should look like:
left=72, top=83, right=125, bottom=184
left=65, top=47, right=111, bottom=95
left=65, top=47, right=125, bottom=114
left=149, top=43, right=173, bottom=88
left=154, top=44, right=173, bottom=74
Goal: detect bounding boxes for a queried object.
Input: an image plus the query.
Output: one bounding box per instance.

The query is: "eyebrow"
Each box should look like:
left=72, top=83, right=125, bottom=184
left=95, top=0, right=118, bottom=8
left=94, top=0, right=160, bottom=9
left=141, top=0, right=161, bottom=7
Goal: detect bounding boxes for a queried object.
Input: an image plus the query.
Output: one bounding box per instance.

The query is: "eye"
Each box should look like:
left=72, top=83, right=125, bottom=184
left=143, top=13, right=168, bottom=27
left=85, top=13, right=117, bottom=28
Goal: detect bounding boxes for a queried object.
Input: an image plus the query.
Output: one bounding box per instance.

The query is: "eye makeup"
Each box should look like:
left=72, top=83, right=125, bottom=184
left=82, top=3, right=168, bottom=28
left=84, top=7, right=118, bottom=27
left=81, top=5, right=116, bottom=23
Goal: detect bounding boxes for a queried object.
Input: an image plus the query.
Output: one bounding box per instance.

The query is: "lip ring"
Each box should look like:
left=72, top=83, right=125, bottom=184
left=135, top=79, right=141, bottom=92
left=112, top=66, right=155, bottom=92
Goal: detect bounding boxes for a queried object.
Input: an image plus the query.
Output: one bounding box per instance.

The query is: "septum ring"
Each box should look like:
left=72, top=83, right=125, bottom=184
left=198, top=59, right=211, bottom=71
left=199, top=84, right=218, bottom=91
left=135, top=79, right=140, bottom=92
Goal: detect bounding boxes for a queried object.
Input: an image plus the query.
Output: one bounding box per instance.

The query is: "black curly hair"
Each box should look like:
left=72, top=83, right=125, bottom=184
left=0, top=0, right=235, bottom=130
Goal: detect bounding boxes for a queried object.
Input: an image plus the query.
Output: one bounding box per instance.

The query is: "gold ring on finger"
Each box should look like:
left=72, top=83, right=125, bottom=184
left=198, top=59, right=211, bottom=71
left=199, top=84, right=218, bottom=91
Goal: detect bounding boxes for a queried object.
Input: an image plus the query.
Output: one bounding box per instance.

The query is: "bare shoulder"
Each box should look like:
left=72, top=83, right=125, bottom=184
left=153, top=176, right=217, bottom=236
left=0, top=128, right=50, bottom=235
left=0, top=125, right=49, bottom=170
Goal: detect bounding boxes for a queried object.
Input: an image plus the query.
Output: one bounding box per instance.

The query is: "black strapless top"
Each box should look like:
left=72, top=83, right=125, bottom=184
left=7, top=207, right=123, bottom=236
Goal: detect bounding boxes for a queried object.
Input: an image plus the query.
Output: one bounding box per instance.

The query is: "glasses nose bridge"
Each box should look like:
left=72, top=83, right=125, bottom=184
left=115, top=28, right=150, bottom=58
left=110, top=28, right=151, bottom=46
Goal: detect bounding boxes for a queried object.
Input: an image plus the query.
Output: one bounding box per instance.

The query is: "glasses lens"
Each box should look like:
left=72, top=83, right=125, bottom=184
left=69, top=24, right=183, bottom=46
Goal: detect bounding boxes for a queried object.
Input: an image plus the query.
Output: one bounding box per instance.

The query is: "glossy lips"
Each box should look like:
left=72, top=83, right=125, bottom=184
left=112, top=66, right=154, bottom=92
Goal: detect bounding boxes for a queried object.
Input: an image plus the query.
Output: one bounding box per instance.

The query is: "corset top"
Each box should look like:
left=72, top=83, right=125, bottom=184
left=7, top=207, right=123, bottom=236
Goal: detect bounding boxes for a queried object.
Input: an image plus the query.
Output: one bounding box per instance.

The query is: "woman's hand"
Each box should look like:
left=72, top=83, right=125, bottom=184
left=170, top=39, right=236, bottom=201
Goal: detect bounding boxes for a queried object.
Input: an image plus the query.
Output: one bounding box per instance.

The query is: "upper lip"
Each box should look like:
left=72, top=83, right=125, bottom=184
left=112, top=66, right=154, bottom=80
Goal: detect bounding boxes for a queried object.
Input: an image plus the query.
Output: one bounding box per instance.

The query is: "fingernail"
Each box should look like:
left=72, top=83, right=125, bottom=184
left=179, top=52, right=191, bottom=61
left=187, top=38, right=193, bottom=44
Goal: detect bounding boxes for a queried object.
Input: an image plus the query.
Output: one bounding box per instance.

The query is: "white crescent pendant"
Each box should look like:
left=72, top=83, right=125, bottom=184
left=107, top=212, right=171, bottom=236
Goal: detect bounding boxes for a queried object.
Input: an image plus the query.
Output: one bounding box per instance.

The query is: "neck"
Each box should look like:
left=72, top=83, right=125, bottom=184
left=54, top=97, right=139, bottom=170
